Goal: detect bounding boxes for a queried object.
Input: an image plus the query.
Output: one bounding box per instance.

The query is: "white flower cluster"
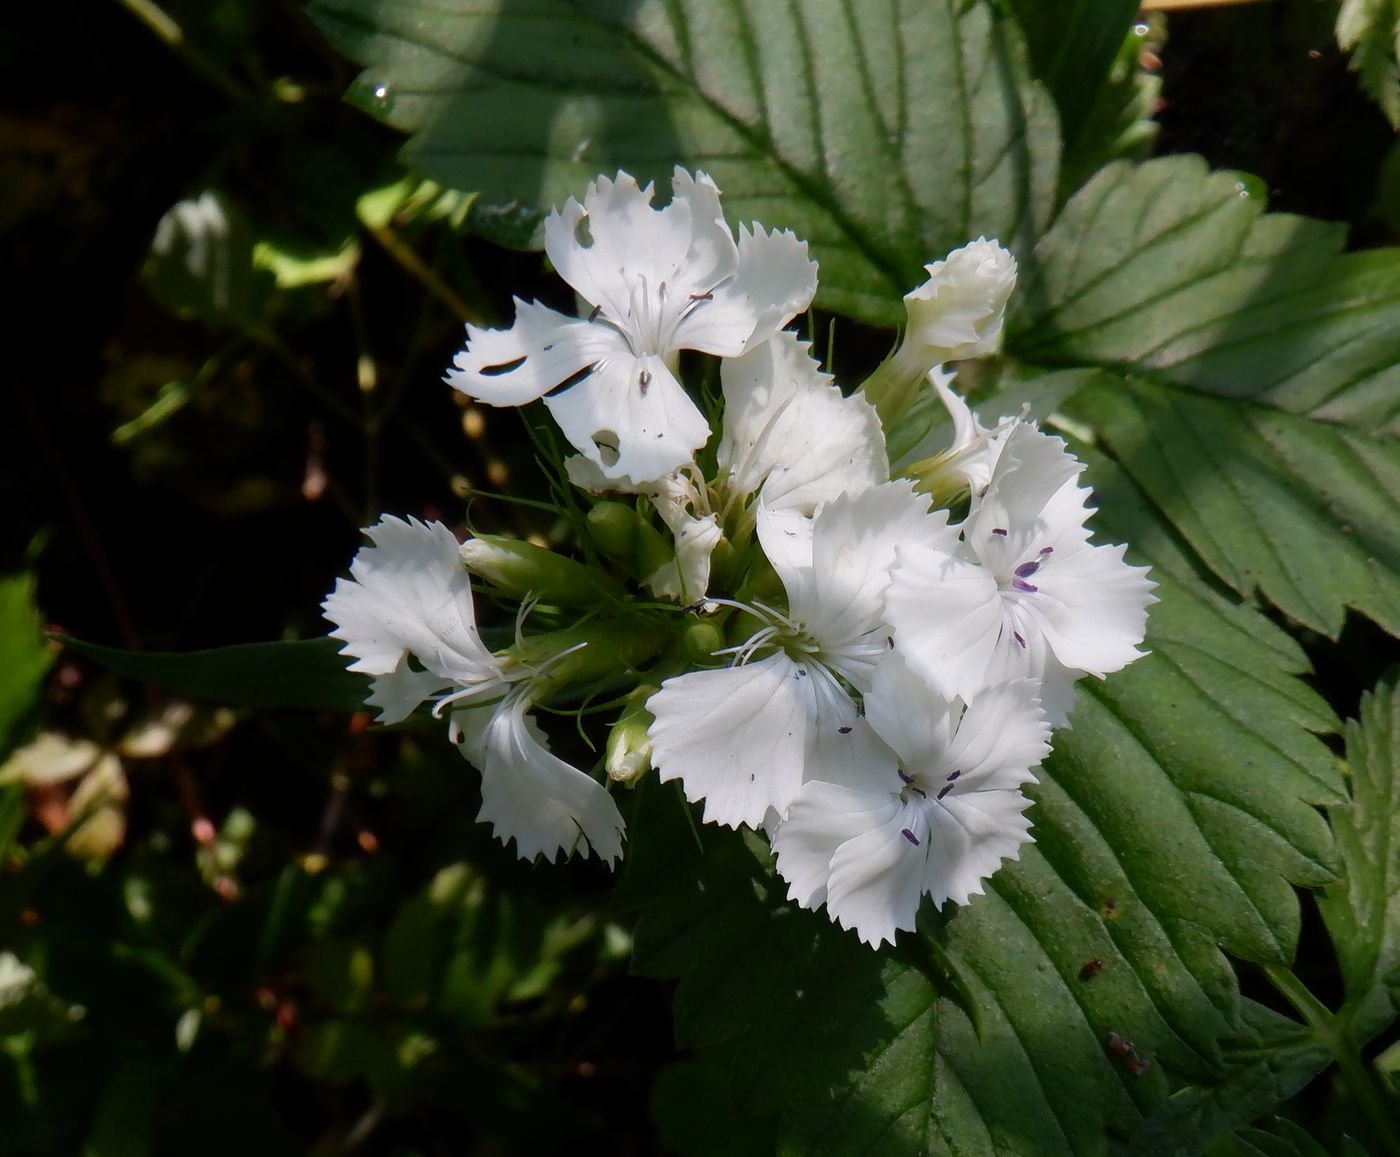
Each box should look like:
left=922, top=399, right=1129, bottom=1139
left=323, top=169, right=1155, bottom=948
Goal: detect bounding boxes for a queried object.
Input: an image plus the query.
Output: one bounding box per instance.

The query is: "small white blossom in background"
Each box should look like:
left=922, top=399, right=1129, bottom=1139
left=325, top=169, right=1154, bottom=948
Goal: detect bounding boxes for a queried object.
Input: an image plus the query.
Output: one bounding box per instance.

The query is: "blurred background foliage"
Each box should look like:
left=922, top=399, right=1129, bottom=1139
left=2, top=0, right=1397, bottom=1153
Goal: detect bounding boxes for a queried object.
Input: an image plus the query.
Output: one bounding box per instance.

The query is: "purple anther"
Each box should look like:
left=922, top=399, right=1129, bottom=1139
left=838, top=725, right=852, bottom=735
left=1013, top=631, right=1027, bottom=649
left=1040, top=546, right=1054, bottom=555
left=589, top=304, right=602, bottom=322
left=901, top=828, right=920, bottom=846
left=1012, top=577, right=1039, bottom=593
left=886, top=636, right=895, bottom=649
left=992, top=527, right=1008, bottom=536
left=1014, top=560, right=1041, bottom=577
left=897, top=769, right=912, bottom=784
left=936, top=784, right=954, bottom=800
left=947, top=770, right=961, bottom=781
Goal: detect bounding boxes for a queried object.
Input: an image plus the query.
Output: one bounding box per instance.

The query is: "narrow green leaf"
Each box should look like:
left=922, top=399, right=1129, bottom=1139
left=630, top=452, right=1343, bottom=1155
left=1318, top=671, right=1400, bottom=1045
left=57, top=635, right=370, bottom=712
left=306, top=0, right=1060, bottom=324
left=0, top=573, right=52, bottom=761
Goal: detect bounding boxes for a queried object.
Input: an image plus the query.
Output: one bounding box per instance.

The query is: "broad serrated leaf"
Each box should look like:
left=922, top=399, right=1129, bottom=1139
left=628, top=452, right=1342, bottom=1156
left=1317, top=671, right=1400, bottom=1044
left=1007, top=156, right=1400, bottom=638
left=306, top=0, right=1060, bottom=324
left=1013, top=157, right=1400, bottom=433
left=1128, top=1002, right=1330, bottom=1156
left=1337, top=0, right=1400, bottom=130
left=58, top=636, right=370, bottom=713
left=1004, top=0, right=1140, bottom=154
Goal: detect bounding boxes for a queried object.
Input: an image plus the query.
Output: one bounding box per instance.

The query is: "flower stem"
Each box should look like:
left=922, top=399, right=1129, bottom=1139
left=116, top=0, right=250, bottom=103
left=1264, top=964, right=1400, bottom=1157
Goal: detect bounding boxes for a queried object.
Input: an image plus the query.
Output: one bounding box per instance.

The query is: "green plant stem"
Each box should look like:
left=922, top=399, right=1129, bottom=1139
left=115, top=0, right=250, bottom=102
left=364, top=222, right=483, bottom=325
left=1264, top=964, right=1400, bottom=1157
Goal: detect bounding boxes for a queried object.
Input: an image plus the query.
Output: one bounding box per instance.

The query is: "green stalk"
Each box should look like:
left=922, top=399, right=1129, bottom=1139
left=1264, top=964, right=1400, bottom=1157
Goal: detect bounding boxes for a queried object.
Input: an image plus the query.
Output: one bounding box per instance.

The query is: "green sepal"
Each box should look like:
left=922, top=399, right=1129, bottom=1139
left=460, top=534, right=622, bottom=607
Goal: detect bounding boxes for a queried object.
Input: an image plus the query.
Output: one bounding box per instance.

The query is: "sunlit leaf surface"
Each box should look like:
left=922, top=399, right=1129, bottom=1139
left=306, top=0, right=1060, bottom=323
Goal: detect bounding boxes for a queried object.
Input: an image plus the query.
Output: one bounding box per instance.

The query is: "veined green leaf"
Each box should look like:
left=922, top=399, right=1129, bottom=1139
left=629, top=452, right=1342, bottom=1156
left=305, top=0, right=1060, bottom=325
left=57, top=636, right=370, bottom=713
left=1004, top=0, right=1141, bottom=155
left=1318, top=671, right=1400, bottom=1045
left=1008, top=156, right=1400, bottom=638
left=1128, top=1002, right=1330, bottom=1155
left=1013, top=157, right=1400, bottom=434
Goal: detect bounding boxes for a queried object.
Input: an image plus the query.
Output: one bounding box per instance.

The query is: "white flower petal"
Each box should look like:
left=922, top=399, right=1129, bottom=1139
left=759, top=483, right=949, bottom=679
left=923, top=788, right=1035, bottom=909
left=718, top=332, right=886, bottom=513
left=543, top=354, right=711, bottom=484
left=773, top=780, right=901, bottom=910
left=647, top=651, right=808, bottom=829
left=544, top=171, right=735, bottom=322
left=678, top=225, right=818, bottom=357
left=903, top=238, right=1017, bottom=363
left=643, top=509, right=721, bottom=604
left=825, top=803, right=930, bottom=947
left=446, top=299, right=612, bottom=407
left=942, top=680, right=1050, bottom=791
left=1021, top=541, right=1156, bottom=677
left=366, top=659, right=454, bottom=726
left=964, top=424, right=1089, bottom=552
left=468, top=697, right=625, bottom=866
left=862, top=651, right=960, bottom=769
left=885, top=542, right=1004, bottom=701
left=322, top=516, right=498, bottom=689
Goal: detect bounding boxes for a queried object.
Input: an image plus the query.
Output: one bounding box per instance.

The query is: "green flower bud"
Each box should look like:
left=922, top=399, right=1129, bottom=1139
left=460, top=535, right=620, bottom=606
left=510, top=621, right=664, bottom=690
left=605, top=686, right=656, bottom=786
left=681, top=619, right=725, bottom=664
left=586, top=501, right=637, bottom=564
left=586, top=501, right=674, bottom=582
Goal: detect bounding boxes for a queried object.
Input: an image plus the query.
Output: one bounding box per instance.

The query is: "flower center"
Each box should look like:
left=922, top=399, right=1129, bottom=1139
left=591, top=275, right=716, bottom=358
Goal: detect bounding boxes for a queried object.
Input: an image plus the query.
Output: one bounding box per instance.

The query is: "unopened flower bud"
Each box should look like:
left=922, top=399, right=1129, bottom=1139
left=585, top=501, right=673, bottom=581
left=681, top=619, right=725, bottom=663
left=460, top=535, right=619, bottom=606
left=904, top=238, right=1016, bottom=363
left=605, top=687, right=656, bottom=786
left=861, top=238, right=1017, bottom=428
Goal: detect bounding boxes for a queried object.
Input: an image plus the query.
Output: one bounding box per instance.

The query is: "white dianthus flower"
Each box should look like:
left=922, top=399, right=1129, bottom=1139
left=773, top=653, right=1049, bottom=948
left=446, top=168, right=817, bottom=486
left=887, top=423, right=1156, bottom=726
left=646, top=482, right=952, bottom=829
left=322, top=516, right=624, bottom=865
